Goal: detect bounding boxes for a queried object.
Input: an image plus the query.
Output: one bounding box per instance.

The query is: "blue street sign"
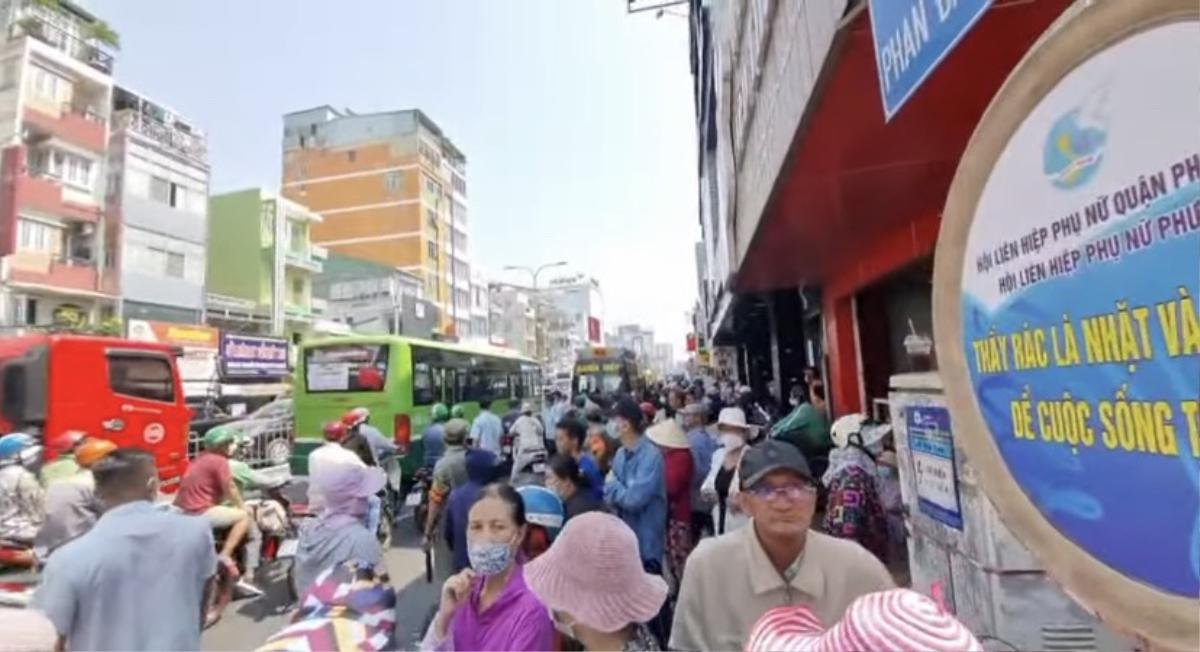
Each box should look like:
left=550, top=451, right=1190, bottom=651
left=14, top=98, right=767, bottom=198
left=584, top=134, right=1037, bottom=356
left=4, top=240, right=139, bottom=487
left=868, top=0, right=993, bottom=121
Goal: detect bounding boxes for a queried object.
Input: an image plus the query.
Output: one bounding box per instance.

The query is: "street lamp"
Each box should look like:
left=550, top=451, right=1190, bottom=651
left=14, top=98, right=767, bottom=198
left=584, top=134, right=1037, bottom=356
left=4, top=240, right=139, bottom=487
left=502, top=262, right=567, bottom=364
left=502, top=261, right=568, bottom=290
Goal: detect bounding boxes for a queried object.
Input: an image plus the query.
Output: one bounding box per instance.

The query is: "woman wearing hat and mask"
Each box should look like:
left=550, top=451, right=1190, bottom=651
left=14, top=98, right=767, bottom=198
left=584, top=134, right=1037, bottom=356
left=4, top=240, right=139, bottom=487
left=700, top=407, right=754, bottom=535
left=645, top=419, right=693, bottom=595
left=526, top=512, right=668, bottom=651
left=422, top=483, right=554, bottom=651
left=293, top=463, right=386, bottom=597
left=822, top=414, right=889, bottom=562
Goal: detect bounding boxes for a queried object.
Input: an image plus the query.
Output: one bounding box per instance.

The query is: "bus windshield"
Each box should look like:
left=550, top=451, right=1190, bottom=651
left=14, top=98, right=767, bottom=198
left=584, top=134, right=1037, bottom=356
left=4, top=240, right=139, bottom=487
left=305, top=343, right=390, bottom=393
left=576, top=372, right=625, bottom=395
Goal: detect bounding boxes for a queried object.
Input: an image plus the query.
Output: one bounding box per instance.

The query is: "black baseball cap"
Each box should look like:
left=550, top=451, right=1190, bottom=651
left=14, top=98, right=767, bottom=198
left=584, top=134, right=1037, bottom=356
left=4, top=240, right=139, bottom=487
left=739, top=440, right=813, bottom=489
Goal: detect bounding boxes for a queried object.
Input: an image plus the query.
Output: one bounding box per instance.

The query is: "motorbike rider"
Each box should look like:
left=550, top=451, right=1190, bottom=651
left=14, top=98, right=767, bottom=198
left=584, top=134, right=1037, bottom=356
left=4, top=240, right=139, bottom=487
left=34, top=438, right=116, bottom=559
left=0, top=433, right=44, bottom=568
left=40, top=430, right=88, bottom=487
left=423, top=403, right=451, bottom=470
left=174, top=426, right=262, bottom=596
left=509, top=402, right=546, bottom=482
left=342, top=407, right=396, bottom=464
left=423, top=418, right=470, bottom=586
left=515, top=484, right=564, bottom=560
left=309, top=421, right=382, bottom=536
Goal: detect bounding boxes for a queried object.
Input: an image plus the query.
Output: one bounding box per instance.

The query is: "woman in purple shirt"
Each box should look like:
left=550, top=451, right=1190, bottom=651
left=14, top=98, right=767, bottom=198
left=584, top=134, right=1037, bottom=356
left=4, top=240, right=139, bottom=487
left=421, top=483, right=554, bottom=651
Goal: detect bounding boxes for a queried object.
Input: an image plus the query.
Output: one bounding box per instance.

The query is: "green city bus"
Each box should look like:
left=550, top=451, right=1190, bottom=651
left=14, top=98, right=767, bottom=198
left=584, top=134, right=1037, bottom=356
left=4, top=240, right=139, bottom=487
left=294, top=335, right=541, bottom=479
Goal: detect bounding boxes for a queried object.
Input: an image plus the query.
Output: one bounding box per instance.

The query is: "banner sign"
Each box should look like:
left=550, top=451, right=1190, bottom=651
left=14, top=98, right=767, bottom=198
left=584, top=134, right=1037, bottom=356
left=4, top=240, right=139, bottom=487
left=128, top=320, right=219, bottom=392
left=128, top=320, right=218, bottom=350
left=588, top=317, right=602, bottom=343
left=933, top=2, right=1199, bottom=647
left=906, top=406, right=962, bottom=529
left=220, top=333, right=289, bottom=378
left=868, top=0, right=992, bottom=120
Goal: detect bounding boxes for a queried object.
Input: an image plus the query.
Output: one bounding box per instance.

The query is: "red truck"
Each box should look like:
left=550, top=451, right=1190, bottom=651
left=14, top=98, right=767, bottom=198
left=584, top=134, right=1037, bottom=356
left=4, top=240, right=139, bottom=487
left=0, top=334, right=191, bottom=491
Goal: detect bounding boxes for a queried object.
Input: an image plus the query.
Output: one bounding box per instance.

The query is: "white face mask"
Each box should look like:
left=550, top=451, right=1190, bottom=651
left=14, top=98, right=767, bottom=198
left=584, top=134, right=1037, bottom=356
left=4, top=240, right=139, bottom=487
left=719, top=433, right=745, bottom=450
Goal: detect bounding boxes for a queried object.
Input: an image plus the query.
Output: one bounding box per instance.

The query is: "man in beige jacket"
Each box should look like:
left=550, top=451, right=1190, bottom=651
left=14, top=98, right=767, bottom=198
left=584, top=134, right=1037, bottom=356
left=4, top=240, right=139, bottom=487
left=670, top=440, right=894, bottom=651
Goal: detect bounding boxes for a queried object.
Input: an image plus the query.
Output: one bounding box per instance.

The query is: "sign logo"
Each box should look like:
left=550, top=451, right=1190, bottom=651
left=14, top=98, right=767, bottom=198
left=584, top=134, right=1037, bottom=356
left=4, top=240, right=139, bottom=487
left=143, top=423, right=165, bottom=445
left=1043, top=88, right=1109, bottom=189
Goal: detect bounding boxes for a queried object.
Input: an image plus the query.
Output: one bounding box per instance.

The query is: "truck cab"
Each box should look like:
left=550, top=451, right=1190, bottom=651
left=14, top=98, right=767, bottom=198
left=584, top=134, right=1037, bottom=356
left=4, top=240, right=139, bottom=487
left=0, top=335, right=191, bottom=491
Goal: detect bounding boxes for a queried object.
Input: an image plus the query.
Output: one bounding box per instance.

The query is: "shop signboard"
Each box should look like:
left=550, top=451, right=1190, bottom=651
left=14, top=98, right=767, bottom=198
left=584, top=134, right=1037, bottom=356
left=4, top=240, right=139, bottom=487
left=220, top=333, right=290, bottom=379
left=933, top=2, right=1198, bottom=648
left=867, top=0, right=992, bottom=121
left=127, top=320, right=219, bottom=396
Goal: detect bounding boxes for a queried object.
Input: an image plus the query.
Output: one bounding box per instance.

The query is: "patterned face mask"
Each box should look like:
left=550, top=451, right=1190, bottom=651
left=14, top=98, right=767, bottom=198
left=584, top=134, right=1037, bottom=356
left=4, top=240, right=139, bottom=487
left=468, top=540, right=515, bottom=576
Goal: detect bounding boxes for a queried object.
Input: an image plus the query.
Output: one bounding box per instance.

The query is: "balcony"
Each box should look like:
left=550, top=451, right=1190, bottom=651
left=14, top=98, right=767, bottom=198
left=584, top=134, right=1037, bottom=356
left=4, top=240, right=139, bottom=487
left=16, top=172, right=99, bottom=223
left=310, top=245, right=328, bottom=261
left=7, top=254, right=101, bottom=294
left=112, top=110, right=207, bottom=163
left=24, top=105, right=107, bottom=154
left=12, top=13, right=114, bottom=75
left=284, top=249, right=324, bottom=273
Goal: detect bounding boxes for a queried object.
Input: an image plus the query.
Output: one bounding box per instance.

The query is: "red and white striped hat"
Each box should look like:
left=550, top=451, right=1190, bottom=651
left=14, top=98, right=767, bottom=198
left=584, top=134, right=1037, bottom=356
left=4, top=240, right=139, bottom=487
left=745, top=589, right=982, bottom=652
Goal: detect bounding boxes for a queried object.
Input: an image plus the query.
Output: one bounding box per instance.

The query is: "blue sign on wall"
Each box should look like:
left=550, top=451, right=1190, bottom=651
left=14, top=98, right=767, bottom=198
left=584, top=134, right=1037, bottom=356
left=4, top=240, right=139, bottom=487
left=867, top=0, right=993, bottom=121
left=907, top=406, right=963, bottom=529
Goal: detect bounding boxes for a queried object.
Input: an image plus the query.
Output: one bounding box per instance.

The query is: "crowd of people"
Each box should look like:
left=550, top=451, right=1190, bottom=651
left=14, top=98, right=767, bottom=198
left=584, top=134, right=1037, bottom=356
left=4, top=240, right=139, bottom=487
left=0, top=373, right=970, bottom=651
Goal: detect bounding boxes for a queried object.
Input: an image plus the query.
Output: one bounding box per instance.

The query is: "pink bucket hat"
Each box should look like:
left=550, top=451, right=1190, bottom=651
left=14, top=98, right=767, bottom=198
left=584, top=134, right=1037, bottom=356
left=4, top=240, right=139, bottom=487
left=525, top=511, right=668, bottom=633
left=745, top=589, right=982, bottom=652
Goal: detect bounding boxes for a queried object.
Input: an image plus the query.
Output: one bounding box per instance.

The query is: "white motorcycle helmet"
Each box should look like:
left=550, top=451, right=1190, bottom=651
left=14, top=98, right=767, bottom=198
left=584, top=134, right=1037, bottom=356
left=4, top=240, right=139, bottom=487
left=830, top=414, right=891, bottom=451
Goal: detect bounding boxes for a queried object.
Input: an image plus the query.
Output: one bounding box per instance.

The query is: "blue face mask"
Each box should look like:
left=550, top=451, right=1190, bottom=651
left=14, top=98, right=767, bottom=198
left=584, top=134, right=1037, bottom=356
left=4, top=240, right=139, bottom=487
left=468, top=540, right=515, bottom=576
left=878, top=466, right=896, bottom=479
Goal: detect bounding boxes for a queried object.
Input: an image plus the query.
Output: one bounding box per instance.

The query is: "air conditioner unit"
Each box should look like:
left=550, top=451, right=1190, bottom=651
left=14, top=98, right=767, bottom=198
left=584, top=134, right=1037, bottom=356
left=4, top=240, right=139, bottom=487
left=77, top=223, right=95, bottom=236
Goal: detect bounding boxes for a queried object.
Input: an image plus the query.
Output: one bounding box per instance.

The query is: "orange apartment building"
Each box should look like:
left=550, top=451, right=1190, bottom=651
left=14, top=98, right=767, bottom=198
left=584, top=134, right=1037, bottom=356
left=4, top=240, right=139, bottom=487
left=281, top=107, right=471, bottom=335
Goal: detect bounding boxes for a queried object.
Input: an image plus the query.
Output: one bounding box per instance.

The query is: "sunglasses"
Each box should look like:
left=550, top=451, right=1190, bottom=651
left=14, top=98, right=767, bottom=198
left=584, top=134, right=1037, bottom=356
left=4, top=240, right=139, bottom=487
left=744, top=482, right=817, bottom=502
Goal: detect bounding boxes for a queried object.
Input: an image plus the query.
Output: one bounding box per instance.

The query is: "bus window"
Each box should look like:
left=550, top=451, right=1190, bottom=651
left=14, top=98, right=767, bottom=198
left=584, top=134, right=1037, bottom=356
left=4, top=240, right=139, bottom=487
left=305, top=344, right=390, bottom=393
left=413, top=362, right=435, bottom=405
left=108, top=353, right=176, bottom=403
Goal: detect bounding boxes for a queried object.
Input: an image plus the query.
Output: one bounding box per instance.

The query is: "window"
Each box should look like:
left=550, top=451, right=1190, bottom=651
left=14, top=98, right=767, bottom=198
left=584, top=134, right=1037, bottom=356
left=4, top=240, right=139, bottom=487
left=384, top=170, right=403, bottom=193
left=452, top=174, right=466, bottom=196
left=423, top=176, right=442, bottom=204
left=305, top=344, right=390, bottom=393
left=17, top=219, right=63, bottom=255
left=165, top=251, right=185, bottom=278
left=347, top=150, right=357, bottom=163
left=64, top=156, right=92, bottom=187
left=30, top=150, right=94, bottom=189
left=29, top=65, right=67, bottom=103
left=291, top=276, right=305, bottom=301
left=150, top=176, right=171, bottom=204
left=108, top=353, right=176, bottom=403
left=428, top=240, right=438, bottom=259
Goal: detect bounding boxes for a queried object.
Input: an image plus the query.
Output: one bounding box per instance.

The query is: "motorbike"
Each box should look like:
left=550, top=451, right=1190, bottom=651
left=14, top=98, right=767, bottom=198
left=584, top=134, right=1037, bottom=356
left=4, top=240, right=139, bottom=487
left=205, top=476, right=305, bottom=627
left=376, top=452, right=403, bottom=547
left=511, top=449, right=548, bottom=488
left=406, top=467, right=433, bottom=535
left=0, top=545, right=37, bottom=608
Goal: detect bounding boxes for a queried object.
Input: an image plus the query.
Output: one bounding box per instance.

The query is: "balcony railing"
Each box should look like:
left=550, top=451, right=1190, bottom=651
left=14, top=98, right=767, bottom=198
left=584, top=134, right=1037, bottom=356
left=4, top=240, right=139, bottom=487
left=112, top=110, right=208, bottom=162
left=284, top=249, right=323, bottom=273
left=18, top=171, right=100, bottom=223
left=12, top=14, right=114, bottom=75
left=7, top=254, right=100, bottom=293
left=24, top=105, right=107, bottom=153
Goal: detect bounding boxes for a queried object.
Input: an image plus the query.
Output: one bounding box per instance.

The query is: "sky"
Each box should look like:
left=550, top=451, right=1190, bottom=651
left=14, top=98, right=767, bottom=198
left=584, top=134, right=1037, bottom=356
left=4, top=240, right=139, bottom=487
left=88, top=0, right=700, bottom=358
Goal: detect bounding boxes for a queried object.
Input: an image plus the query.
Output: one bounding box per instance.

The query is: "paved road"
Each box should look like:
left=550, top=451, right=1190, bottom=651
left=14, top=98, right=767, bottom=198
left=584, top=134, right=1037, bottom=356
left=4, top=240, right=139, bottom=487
left=202, top=510, right=439, bottom=651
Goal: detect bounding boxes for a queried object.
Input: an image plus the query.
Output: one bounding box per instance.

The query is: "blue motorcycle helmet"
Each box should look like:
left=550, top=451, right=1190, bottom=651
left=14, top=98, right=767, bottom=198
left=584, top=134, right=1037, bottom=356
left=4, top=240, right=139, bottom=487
left=0, top=432, right=41, bottom=469
left=516, top=485, right=565, bottom=556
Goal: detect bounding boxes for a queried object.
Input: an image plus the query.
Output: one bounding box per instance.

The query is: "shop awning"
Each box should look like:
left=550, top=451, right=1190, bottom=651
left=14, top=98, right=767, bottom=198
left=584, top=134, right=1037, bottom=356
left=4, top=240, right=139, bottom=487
left=735, top=0, right=1073, bottom=296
